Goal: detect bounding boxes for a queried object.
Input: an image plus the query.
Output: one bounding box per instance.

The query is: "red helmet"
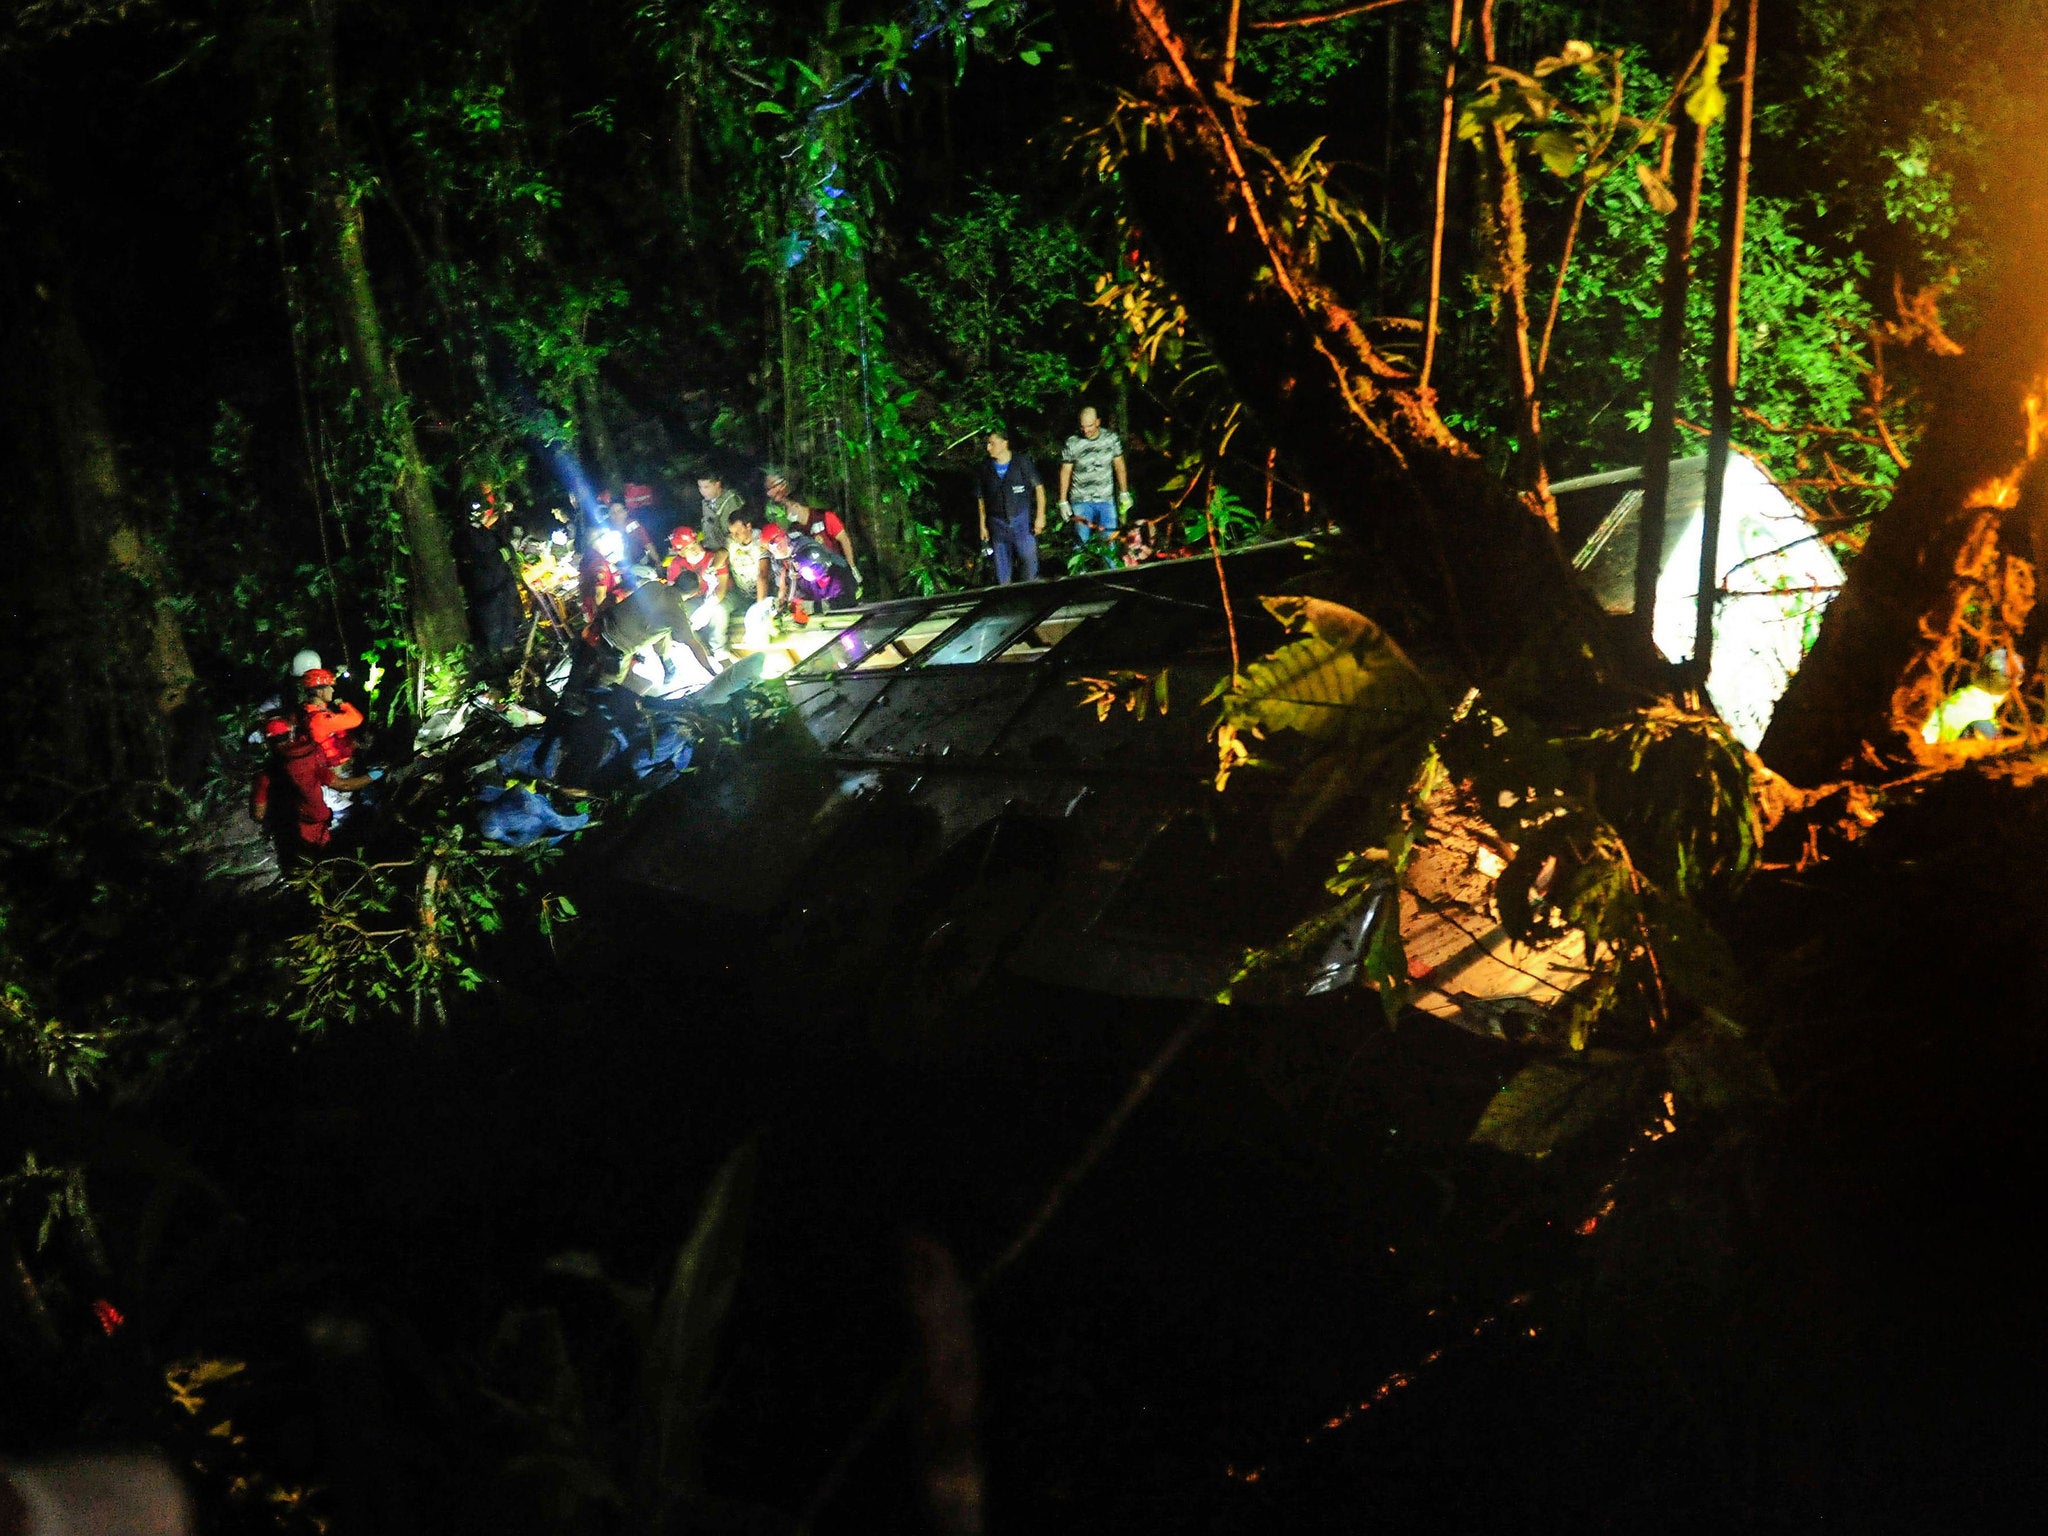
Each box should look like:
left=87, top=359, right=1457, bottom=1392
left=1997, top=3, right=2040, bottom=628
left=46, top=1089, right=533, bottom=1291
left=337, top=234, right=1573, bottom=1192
left=302, top=668, right=336, bottom=688
left=263, top=717, right=295, bottom=739
left=669, top=525, right=700, bottom=551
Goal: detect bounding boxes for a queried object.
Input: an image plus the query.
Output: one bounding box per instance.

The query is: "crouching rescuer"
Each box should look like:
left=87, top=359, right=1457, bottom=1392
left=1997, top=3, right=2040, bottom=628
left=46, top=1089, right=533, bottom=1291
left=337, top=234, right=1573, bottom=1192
left=666, top=525, right=735, bottom=660
left=251, top=717, right=380, bottom=861
left=594, top=580, right=721, bottom=690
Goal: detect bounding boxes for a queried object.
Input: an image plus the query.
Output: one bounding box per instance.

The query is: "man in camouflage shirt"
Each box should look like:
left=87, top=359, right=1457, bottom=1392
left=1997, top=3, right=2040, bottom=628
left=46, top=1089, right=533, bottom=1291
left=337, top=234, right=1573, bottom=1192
left=694, top=472, right=742, bottom=553
left=1058, top=405, right=1132, bottom=541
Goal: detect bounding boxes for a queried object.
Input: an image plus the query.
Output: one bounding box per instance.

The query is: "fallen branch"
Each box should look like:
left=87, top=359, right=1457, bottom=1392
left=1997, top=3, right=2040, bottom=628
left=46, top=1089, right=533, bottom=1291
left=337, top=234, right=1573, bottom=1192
left=1248, top=0, right=1415, bottom=31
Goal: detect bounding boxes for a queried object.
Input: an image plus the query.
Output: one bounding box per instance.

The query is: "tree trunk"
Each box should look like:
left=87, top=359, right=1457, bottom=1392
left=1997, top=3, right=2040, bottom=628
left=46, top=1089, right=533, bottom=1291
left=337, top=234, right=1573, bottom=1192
left=1758, top=276, right=2048, bottom=782
left=675, top=25, right=702, bottom=222
left=304, top=0, right=470, bottom=661
left=1477, top=0, right=1549, bottom=518
left=4, top=251, right=196, bottom=778
left=1050, top=0, right=1633, bottom=705
left=1695, top=0, right=1758, bottom=685
left=578, top=372, right=620, bottom=493
left=1633, top=57, right=1713, bottom=653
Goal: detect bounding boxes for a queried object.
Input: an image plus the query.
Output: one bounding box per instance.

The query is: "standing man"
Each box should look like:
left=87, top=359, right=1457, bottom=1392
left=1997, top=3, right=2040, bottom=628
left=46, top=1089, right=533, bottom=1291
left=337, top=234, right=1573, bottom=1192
left=458, top=491, right=524, bottom=664
left=1058, top=406, right=1132, bottom=541
left=694, top=470, right=742, bottom=553
left=975, top=427, right=1045, bottom=585
left=765, top=469, right=865, bottom=596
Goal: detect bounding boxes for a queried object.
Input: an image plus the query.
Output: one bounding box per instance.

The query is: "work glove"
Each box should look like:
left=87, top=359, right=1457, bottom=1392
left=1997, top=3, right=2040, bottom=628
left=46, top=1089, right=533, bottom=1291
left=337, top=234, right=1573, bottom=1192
left=1117, top=490, right=1135, bottom=515
left=1058, top=500, right=1072, bottom=520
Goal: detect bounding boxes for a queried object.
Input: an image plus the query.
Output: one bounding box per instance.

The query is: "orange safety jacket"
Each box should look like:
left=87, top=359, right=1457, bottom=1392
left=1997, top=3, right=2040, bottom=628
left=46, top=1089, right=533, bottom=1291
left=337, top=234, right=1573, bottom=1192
left=302, top=698, right=364, bottom=769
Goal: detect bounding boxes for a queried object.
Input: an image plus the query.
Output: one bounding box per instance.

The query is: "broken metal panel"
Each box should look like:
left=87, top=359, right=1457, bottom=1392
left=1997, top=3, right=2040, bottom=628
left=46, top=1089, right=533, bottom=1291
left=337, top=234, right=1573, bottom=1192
left=783, top=672, right=896, bottom=749
left=608, top=539, right=1598, bottom=1032
left=834, top=668, right=1045, bottom=760
left=610, top=749, right=856, bottom=914
left=917, top=588, right=1065, bottom=666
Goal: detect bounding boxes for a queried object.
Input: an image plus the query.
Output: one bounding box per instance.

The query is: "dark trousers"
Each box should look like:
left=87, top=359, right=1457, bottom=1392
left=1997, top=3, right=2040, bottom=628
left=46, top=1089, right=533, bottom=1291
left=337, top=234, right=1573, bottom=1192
left=991, top=510, right=1039, bottom=584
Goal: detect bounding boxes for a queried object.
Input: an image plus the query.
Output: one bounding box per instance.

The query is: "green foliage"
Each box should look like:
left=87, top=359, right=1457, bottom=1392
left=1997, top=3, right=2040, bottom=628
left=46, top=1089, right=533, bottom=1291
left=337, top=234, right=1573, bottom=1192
left=1433, top=41, right=1908, bottom=536
left=1469, top=1049, right=1648, bottom=1158
left=1205, top=595, right=1771, bottom=1152
left=1208, top=595, right=1443, bottom=850
left=903, top=183, right=1098, bottom=451
left=1, top=954, right=110, bottom=1094
left=282, top=831, right=576, bottom=1033
left=1181, top=484, right=1262, bottom=552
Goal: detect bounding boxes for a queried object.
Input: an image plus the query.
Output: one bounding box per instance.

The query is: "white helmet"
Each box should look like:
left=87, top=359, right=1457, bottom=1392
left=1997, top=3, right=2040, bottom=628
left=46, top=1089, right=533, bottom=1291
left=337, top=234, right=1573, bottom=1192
left=290, top=648, right=323, bottom=679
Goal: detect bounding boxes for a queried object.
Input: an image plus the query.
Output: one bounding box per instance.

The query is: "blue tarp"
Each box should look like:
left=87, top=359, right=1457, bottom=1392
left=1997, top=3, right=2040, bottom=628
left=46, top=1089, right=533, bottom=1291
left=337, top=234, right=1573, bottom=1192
left=479, top=687, right=700, bottom=845
left=476, top=784, right=590, bottom=848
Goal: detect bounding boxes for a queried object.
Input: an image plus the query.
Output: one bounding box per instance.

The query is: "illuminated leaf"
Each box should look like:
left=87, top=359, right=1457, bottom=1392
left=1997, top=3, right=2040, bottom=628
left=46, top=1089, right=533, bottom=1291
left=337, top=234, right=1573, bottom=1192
left=1685, top=41, right=1730, bottom=127
left=1666, top=1014, right=1779, bottom=1115
left=1636, top=160, right=1678, bottom=214
left=1534, top=129, right=1581, bottom=178
left=1212, top=597, right=1442, bottom=850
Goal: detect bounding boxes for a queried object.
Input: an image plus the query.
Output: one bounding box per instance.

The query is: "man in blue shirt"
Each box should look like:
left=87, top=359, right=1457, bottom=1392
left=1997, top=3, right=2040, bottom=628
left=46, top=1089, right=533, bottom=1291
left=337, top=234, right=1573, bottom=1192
left=975, top=427, right=1045, bottom=584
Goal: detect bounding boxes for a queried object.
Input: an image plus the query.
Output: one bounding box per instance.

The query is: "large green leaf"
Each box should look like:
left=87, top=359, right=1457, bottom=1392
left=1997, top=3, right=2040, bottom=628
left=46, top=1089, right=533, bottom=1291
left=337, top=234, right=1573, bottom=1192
left=1214, top=597, right=1442, bottom=852
left=1217, top=596, right=1436, bottom=744
left=1470, top=1050, right=1648, bottom=1159
left=641, top=1138, right=758, bottom=1507
left=1666, top=1014, right=1779, bottom=1115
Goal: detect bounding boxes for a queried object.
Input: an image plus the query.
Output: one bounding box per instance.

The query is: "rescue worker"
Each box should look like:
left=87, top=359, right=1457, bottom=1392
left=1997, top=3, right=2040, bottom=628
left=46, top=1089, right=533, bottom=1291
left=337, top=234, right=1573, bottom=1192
left=695, top=472, right=742, bottom=553
left=248, top=648, right=323, bottom=738
left=459, top=488, right=525, bottom=663
left=666, top=525, right=734, bottom=658
left=1057, top=405, right=1133, bottom=541
left=578, top=494, right=661, bottom=624
left=299, top=668, right=364, bottom=771
left=975, top=426, right=1045, bottom=584
left=765, top=470, right=864, bottom=596
left=764, top=523, right=852, bottom=621
left=723, top=510, right=779, bottom=649
left=595, top=580, right=721, bottom=689
left=251, top=717, right=379, bottom=860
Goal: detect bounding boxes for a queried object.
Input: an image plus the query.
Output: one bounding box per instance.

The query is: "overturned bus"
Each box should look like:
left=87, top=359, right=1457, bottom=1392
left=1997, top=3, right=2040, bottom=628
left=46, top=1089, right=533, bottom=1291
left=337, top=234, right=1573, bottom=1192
left=607, top=541, right=1584, bottom=1031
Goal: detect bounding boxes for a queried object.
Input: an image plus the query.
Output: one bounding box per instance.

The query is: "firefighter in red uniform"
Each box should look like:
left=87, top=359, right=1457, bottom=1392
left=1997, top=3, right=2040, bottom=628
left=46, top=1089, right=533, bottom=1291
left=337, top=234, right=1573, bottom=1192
left=250, top=717, right=377, bottom=860
left=298, top=668, right=364, bottom=771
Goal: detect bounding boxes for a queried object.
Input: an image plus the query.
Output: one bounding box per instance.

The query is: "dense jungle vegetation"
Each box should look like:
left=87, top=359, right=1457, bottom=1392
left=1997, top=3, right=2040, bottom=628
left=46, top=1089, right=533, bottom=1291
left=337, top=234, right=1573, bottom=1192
left=5, top=1, right=2048, bottom=1531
